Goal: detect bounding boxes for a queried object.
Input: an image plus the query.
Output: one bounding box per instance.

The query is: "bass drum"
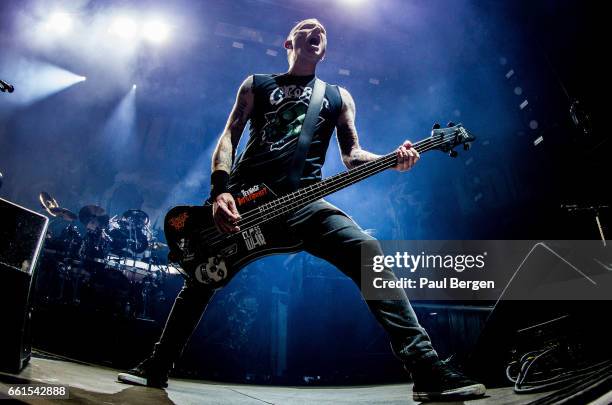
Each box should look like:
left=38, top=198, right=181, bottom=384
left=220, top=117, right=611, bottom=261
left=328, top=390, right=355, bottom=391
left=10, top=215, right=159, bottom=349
left=108, top=227, right=128, bottom=255
left=108, top=219, right=149, bottom=255
left=79, top=228, right=110, bottom=260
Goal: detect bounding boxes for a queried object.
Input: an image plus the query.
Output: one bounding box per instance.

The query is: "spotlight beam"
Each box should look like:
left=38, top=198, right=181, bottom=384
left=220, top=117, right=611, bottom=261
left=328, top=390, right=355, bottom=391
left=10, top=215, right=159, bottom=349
left=102, top=86, right=136, bottom=149
left=0, top=57, right=86, bottom=106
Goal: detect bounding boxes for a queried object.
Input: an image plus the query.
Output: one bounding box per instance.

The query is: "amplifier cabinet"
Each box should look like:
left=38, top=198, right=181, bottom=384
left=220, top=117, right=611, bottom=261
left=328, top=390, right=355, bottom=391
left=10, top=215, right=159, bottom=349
left=0, top=198, right=48, bottom=372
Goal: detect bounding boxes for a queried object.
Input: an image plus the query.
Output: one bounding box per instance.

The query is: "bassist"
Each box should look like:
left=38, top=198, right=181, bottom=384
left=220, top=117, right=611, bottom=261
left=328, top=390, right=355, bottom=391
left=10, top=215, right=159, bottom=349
left=119, top=18, right=485, bottom=402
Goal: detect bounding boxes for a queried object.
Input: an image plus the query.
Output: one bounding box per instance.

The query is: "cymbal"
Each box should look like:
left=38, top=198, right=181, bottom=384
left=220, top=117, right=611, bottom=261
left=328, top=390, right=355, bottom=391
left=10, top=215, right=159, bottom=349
left=122, top=209, right=149, bottom=225
left=79, top=205, right=109, bottom=229
left=39, top=191, right=59, bottom=216
left=49, top=207, right=78, bottom=222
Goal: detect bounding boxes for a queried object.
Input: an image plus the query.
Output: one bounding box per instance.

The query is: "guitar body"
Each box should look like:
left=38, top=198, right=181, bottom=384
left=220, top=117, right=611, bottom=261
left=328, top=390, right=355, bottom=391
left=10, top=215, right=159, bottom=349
left=164, top=184, right=303, bottom=288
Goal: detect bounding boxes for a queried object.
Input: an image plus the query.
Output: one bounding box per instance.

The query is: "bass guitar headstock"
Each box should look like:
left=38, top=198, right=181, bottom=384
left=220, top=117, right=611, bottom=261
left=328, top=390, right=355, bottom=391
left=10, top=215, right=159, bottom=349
left=427, top=122, right=476, bottom=158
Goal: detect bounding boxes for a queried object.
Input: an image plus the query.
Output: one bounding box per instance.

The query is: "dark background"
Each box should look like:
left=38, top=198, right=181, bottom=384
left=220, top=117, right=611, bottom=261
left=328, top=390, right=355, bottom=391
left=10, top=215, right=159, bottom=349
left=0, top=0, right=606, bottom=384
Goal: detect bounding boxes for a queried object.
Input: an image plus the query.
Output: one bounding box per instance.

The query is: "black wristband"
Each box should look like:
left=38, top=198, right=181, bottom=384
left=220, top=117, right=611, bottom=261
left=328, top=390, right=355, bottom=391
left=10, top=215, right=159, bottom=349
left=210, top=170, right=230, bottom=199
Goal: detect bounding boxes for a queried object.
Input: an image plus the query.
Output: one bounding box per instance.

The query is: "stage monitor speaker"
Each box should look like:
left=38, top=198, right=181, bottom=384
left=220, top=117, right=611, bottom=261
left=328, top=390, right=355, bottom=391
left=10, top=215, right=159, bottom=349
left=466, top=241, right=612, bottom=386
left=0, top=197, right=48, bottom=373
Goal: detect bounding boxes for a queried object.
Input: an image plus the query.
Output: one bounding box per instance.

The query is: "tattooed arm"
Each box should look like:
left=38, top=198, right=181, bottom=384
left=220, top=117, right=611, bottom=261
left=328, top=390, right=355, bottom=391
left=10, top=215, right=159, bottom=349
left=211, top=76, right=254, bottom=233
left=336, top=87, right=379, bottom=168
left=336, top=87, right=419, bottom=172
left=211, top=76, right=254, bottom=173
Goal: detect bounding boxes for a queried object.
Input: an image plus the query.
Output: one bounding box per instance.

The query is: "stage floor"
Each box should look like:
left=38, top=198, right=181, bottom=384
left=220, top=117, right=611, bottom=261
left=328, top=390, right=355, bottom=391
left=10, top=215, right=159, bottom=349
left=1, top=355, right=610, bottom=404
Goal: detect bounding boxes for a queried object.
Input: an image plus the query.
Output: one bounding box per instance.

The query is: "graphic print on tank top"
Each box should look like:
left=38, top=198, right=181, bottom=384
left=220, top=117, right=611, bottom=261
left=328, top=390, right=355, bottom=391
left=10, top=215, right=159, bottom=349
left=229, top=74, right=342, bottom=193
left=260, top=84, right=329, bottom=151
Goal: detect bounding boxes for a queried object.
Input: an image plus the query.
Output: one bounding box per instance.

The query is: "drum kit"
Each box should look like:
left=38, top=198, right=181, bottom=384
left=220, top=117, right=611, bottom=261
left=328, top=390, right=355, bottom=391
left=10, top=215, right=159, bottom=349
left=38, top=191, right=170, bottom=320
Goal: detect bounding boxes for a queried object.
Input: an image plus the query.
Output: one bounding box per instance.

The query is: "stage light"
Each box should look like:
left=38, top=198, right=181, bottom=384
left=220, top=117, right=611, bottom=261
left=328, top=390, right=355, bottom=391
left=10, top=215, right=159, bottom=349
left=338, top=0, right=367, bottom=5
left=109, top=16, right=138, bottom=39
left=0, top=58, right=86, bottom=106
left=142, top=20, right=170, bottom=44
left=132, top=84, right=137, bottom=90
left=46, top=12, right=73, bottom=35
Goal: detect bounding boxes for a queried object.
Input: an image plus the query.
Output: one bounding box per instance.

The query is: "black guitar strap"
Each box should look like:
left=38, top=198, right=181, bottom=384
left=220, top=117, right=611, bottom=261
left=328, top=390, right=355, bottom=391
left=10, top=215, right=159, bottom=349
left=287, top=78, right=326, bottom=191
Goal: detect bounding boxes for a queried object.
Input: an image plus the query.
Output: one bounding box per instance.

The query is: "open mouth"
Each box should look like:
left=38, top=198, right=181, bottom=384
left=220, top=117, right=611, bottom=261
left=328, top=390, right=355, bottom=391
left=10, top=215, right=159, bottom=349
left=308, top=36, right=321, bottom=46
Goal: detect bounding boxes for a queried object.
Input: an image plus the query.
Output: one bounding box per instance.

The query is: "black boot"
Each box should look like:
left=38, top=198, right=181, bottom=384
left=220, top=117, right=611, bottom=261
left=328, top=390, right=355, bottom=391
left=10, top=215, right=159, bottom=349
left=117, top=281, right=215, bottom=388
left=411, top=360, right=486, bottom=401
left=117, top=355, right=170, bottom=388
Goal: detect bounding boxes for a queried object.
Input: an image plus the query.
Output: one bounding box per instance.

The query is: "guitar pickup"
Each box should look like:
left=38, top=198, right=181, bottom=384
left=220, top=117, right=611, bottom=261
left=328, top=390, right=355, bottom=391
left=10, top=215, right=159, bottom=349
left=220, top=243, right=238, bottom=257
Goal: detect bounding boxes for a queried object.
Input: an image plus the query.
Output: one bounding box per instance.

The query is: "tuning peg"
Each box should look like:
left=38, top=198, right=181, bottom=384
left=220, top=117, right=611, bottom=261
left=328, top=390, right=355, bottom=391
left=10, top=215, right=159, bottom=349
left=447, top=122, right=455, bottom=127
left=449, top=150, right=458, bottom=158
left=463, top=143, right=470, bottom=151
left=432, top=123, right=441, bottom=130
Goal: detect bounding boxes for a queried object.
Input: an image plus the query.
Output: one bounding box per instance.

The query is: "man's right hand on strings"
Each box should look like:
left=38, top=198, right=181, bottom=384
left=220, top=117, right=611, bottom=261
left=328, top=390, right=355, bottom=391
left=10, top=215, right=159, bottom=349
left=212, top=193, right=241, bottom=233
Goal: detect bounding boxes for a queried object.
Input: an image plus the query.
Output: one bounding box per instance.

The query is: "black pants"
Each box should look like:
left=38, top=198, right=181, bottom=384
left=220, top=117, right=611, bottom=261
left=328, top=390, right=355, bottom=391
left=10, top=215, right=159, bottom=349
left=151, top=200, right=438, bottom=371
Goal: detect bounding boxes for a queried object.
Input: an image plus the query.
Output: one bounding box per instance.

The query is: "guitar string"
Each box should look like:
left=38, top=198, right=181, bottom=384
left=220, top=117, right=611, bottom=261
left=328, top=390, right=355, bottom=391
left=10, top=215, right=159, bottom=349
left=220, top=134, right=456, bottom=228
left=201, top=134, right=457, bottom=245
left=197, top=142, right=415, bottom=241
left=196, top=133, right=457, bottom=239
left=205, top=134, right=459, bottom=247
left=204, top=134, right=458, bottom=245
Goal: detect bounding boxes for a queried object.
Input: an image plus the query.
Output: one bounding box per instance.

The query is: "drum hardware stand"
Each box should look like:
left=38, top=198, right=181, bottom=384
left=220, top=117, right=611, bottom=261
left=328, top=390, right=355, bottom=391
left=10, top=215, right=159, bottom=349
left=562, top=204, right=608, bottom=246
left=137, top=274, right=155, bottom=321
left=546, top=56, right=605, bottom=245
left=52, top=258, right=84, bottom=305
left=69, top=261, right=86, bottom=305
left=56, top=261, right=69, bottom=304
left=542, top=53, right=592, bottom=139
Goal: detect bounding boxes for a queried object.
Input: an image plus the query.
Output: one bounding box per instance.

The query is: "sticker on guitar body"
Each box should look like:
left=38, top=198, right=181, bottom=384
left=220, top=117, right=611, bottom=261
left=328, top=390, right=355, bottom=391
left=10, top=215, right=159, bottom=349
left=242, top=226, right=266, bottom=250
left=236, top=185, right=268, bottom=206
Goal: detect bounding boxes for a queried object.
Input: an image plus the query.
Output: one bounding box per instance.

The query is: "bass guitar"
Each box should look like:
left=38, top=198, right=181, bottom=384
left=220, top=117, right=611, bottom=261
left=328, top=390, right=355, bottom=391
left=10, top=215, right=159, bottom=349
left=164, top=123, right=475, bottom=287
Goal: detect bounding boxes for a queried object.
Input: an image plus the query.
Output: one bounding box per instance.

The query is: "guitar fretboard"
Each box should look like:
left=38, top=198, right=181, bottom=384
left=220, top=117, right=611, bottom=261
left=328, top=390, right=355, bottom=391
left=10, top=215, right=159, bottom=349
left=239, top=136, right=440, bottom=229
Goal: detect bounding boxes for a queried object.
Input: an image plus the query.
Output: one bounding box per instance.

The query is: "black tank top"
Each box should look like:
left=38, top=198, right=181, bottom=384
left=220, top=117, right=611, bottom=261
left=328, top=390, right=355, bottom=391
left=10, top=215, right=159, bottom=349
left=229, top=73, right=343, bottom=193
